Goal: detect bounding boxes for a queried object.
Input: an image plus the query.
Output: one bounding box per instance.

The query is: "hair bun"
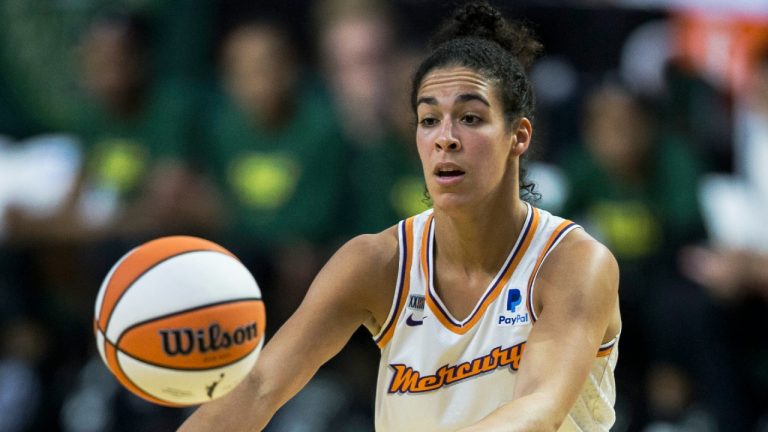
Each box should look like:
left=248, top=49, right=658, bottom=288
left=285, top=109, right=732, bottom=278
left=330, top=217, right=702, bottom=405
left=454, top=2, right=503, bottom=39
left=431, top=1, right=542, bottom=69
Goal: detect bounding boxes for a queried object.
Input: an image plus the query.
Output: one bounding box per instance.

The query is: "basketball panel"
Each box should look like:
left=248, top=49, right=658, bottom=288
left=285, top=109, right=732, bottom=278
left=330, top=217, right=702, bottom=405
left=118, top=346, right=261, bottom=405
left=95, top=250, right=132, bottom=327
left=105, top=251, right=260, bottom=343
left=97, top=236, right=234, bottom=332
left=104, top=340, right=177, bottom=406
left=118, top=299, right=265, bottom=369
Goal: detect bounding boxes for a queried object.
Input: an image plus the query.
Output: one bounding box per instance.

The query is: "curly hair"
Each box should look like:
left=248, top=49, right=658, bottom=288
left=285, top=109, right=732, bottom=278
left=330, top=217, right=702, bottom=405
left=411, top=1, right=542, bottom=202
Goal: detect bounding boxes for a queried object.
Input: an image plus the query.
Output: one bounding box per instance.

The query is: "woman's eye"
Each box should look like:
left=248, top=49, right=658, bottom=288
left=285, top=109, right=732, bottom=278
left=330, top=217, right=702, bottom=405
left=419, top=117, right=438, bottom=127
left=462, top=114, right=481, bottom=125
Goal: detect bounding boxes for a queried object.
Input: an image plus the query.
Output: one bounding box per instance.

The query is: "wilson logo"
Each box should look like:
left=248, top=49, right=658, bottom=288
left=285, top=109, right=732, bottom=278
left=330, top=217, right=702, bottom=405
left=159, top=322, right=259, bottom=356
left=387, top=342, right=525, bottom=394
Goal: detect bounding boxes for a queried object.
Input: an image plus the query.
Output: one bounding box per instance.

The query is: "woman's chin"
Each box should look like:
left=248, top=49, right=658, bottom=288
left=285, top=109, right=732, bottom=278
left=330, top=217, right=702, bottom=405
left=430, top=193, right=475, bottom=212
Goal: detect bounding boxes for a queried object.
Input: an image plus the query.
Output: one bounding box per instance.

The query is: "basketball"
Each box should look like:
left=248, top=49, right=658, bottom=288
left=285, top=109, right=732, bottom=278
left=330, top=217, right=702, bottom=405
left=93, top=236, right=266, bottom=407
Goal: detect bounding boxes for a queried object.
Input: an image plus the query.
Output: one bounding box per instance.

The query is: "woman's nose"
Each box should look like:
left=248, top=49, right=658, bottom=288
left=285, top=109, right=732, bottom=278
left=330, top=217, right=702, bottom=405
left=435, top=123, right=460, bottom=151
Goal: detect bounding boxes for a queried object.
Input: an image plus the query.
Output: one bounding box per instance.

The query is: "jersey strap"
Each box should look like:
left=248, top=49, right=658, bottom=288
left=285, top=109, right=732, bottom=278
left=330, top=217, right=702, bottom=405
left=374, top=217, right=415, bottom=349
left=525, top=219, right=580, bottom=322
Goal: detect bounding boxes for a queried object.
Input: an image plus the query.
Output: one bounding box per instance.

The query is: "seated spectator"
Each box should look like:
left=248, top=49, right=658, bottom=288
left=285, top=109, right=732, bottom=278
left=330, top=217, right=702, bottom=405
left=680, top=45, right=768, bottom=428
left=314, top=0, right=426, bottom=235
left=560, top=81, right=746, bottom=430
left=4, top=14, right=208, bottom=431
left=6, top=12, right=205, bottom=244
left=194, top=18, right=347, bottom=326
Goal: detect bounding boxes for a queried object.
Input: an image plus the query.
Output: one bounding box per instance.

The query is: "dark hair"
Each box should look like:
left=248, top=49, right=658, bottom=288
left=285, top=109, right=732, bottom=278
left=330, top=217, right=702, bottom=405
left=220, top=14, right=297, bottom=57
left=90, top=12, right=152, bottom=56
left=411, top=1, right=542, bottom=201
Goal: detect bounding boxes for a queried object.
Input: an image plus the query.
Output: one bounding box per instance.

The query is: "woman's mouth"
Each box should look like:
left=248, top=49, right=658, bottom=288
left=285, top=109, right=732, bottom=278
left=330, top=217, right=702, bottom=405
left=434, top=164, right=466, bottom=185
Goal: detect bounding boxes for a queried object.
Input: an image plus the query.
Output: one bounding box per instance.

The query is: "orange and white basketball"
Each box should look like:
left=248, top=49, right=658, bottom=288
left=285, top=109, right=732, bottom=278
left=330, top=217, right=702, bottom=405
left=93, top=236, right=266, bottom=407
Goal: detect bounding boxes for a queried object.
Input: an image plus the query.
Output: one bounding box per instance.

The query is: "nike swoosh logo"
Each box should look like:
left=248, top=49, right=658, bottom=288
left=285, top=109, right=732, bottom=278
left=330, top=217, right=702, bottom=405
left=406, top=314, right=424, bottom=326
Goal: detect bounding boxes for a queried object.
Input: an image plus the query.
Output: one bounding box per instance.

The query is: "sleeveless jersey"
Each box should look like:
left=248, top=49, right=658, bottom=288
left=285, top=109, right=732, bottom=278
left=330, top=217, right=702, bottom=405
left=372, top=203, right=619, bottom=432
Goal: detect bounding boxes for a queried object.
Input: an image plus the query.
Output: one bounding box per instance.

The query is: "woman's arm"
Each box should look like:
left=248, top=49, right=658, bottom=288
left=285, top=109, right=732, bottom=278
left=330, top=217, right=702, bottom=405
left=459, top=230, right=620, bottom=432
left=178, top=230, right=398, bottom=432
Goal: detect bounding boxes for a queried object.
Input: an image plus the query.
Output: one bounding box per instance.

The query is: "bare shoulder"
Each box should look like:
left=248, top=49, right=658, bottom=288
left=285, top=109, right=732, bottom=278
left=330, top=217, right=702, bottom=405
left=539, top=228, right=619, bottom=288
left=312, top=225, right=400, bottom=333
left=330, top=225, right=399, bottom=287
left=337, top=226, right=399, bottom=268
left=534, top=228, right=620, bottom=339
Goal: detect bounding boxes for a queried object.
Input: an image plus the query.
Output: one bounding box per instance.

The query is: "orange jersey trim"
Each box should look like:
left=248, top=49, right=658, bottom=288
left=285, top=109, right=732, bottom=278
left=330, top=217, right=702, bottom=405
left=597, top=346, right=614, bottom=358
left=597, top=338, right=617, bottom=358
left=375, top=217, right=415, bottom=349
left=526, top=220, right=579, bottom=322
left=523, top=220, right=616, bottom=359
left=424, top=207, right=540, bottom=335
left=420, top=213, right=433, bottom=288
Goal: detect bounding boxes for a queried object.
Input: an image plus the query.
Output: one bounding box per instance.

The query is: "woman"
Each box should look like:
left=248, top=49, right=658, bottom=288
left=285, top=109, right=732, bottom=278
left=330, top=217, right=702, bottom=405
left=180, top=2, right=621, bottom=431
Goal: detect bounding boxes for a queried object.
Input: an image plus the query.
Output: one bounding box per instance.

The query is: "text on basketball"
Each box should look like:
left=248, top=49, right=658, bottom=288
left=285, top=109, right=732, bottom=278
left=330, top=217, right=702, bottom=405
left=159, top=322, right=259, bottom=356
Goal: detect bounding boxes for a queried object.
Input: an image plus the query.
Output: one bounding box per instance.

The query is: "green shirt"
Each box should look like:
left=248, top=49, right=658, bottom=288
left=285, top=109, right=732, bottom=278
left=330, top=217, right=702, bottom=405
left=0, top=0, right=213, bottom=130
left=561, top=135, right=704, bottom=265
left=196, top=86, right=346, bottom=246
left=342, top=133, right=428, bottom=235
left=75, top=81, right=196, bottom=201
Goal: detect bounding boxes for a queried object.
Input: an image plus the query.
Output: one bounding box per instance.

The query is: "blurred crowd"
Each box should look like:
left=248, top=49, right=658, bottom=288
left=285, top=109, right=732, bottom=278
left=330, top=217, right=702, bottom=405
left=0, top=0, right=767, bottom=431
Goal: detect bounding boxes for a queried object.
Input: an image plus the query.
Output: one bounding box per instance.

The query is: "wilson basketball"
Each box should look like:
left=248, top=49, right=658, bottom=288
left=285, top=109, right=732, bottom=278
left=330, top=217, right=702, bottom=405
left=93, top=236, right=266, bottom=407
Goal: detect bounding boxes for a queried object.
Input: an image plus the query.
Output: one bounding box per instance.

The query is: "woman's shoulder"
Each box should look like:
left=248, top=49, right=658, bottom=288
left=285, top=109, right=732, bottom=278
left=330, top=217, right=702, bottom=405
left=538, top=227, right=619, bottom=298
left=533, top=224, right=621, bottom=343
left=323, top=225, right=401, bottom=329
left=553, top=228, right=615, bottom=262
left=338, top=225, right=401, bottom=283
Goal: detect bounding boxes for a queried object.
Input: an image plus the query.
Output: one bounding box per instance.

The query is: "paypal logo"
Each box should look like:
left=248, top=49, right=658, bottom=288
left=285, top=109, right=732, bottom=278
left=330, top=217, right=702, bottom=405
left=499, top=288, right=529, bottom=327
left=506, top=288, right=522, bottom=312
left=498, top=313, right=529, bottom=326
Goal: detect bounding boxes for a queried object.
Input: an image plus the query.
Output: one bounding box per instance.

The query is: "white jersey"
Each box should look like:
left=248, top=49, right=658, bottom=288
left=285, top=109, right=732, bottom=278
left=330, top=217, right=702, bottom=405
left=373, top=203, right=619, bottom=432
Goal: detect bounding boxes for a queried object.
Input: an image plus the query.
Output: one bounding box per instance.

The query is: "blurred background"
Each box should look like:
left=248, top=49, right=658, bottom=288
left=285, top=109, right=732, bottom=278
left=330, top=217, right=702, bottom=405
left=0, top=0, right=767, bottom=431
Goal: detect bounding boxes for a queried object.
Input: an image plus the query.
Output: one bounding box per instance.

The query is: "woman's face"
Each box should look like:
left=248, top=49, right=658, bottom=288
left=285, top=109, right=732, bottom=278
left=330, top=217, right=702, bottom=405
left=585, top=87, right=651, bottom=176
left=415, top=66, right=530, bottom=210
left=81, top=25, right=144, bottom=107
left=222, top=25, right=297, bottom=119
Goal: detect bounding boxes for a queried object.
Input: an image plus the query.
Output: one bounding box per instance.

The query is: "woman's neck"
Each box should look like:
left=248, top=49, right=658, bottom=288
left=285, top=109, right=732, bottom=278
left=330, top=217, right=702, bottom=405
left=432, top=196, right=529, bottom=275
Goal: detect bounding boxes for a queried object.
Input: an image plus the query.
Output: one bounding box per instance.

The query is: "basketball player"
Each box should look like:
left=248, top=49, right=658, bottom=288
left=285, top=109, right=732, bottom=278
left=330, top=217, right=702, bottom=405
left=180, top=2, right=621, bottom=431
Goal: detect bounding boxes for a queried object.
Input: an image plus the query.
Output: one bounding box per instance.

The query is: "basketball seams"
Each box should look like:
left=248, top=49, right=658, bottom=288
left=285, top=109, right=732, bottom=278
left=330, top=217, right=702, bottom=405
left=102, top=249, right=241, bottom=336
left=113, top=297, right=263, bottom=346
left=94, top=236, right=265, bottom=405
left=95, top=247, right=134, bottom=329
left=105, top=340, right=181, bottom=407
left=114, top=340, right=262, bottom=371
left=97, top=236, right=238, bottom=332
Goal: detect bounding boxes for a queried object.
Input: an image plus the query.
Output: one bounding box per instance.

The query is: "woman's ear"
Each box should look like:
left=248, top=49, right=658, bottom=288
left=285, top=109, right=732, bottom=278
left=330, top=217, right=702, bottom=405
left=510, top=117, right=532, bottom=156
